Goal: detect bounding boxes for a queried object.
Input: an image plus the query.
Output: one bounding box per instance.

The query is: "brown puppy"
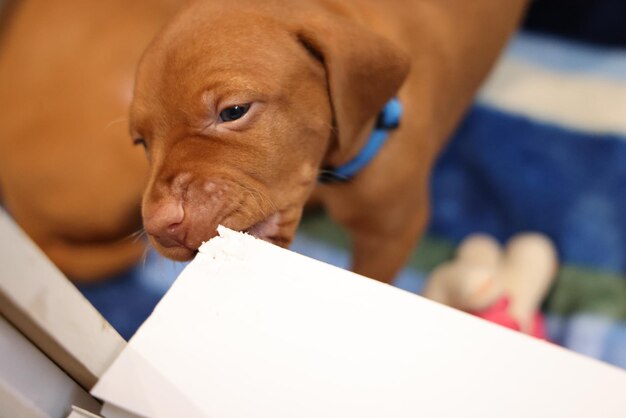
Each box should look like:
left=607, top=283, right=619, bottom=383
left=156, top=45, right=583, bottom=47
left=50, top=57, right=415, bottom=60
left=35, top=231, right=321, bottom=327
left=0, top=0, right=180, bottom=280
left=135, top=0, right=528, bottom=282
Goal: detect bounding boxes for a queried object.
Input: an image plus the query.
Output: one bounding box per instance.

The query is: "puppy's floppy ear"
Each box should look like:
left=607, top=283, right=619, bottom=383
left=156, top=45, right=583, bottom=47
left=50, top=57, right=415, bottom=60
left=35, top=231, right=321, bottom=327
left=295, top=12, right=410, bottom=151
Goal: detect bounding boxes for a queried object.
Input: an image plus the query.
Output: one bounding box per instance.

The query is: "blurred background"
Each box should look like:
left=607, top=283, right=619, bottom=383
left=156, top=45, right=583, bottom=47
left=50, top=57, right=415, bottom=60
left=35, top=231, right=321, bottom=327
left=1, top=0, right=625, bottom=369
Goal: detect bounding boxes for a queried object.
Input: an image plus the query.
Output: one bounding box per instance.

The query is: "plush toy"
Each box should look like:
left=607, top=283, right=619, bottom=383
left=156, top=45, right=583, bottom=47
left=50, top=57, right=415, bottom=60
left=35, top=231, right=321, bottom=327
left=423, top=233, right=558, bottom=339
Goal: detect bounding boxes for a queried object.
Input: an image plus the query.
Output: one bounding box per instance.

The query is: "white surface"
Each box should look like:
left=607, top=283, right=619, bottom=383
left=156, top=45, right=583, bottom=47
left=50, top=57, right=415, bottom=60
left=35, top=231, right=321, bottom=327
left=67, top=406, right=103, bottom=418
left=101, top=403, right=141, bottom=418
left=0, top=208, right=126, bottom=390
left=0, top=316, right=100, bottom=418
left=93, top=227, right=626, bottom=418
left=478, top=55, right=626, bottom=136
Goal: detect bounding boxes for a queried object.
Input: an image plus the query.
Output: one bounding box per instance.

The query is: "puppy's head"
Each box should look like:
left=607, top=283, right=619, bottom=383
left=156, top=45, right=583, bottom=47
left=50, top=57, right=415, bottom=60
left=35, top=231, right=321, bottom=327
left=132, top=1, right=409, bottom=260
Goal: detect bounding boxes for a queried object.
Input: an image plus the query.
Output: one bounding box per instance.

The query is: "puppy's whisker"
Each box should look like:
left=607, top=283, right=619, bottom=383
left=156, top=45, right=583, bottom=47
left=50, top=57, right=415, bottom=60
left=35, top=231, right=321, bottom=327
left=239, top=183, right=274, bottom=217
left=236, top=200, right=258, bottom=221
left=110, top=228, right=147, bottom=245
left=131, top=229, right=148, bottom=244
left=103, top=116, right=128, bottom=131
left=252, top=187, right=280, bottom=214
left=126, top=228, right=145, bottom=239
left=244, top=188, right=268, bottom=219
left=141, top=245, right=151, bottom=271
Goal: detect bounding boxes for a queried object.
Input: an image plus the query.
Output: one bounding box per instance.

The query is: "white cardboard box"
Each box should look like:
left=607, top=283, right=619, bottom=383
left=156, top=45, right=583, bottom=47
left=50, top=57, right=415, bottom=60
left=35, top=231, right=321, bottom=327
left=91, top=227, right=626, bottom=418
left=0, top=208, right=122, bottom=417
left=1, top=209, right=625, bottom=417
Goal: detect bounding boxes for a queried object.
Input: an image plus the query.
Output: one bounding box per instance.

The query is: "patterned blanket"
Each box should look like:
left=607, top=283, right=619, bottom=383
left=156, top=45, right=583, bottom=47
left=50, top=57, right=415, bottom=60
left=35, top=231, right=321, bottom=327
left=81, top=1, right=626, bottom=369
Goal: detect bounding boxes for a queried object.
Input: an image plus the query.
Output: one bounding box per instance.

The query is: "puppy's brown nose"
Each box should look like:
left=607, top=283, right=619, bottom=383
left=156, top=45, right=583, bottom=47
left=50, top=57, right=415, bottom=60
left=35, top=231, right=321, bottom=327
left=143, top=201, right=187, bottom=248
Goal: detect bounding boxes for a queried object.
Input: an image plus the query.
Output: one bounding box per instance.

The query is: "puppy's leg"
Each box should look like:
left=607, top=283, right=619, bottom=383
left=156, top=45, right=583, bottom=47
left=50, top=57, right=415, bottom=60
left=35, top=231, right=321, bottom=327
left=322, top=180, right=429, bottom=283
left=348, top=208, right=428, bottom=284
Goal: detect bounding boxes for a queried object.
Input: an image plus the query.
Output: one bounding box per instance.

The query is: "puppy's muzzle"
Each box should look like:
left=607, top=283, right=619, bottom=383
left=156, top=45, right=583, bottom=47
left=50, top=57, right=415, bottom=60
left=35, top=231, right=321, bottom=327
left=143, top=178, right=233, bottom=257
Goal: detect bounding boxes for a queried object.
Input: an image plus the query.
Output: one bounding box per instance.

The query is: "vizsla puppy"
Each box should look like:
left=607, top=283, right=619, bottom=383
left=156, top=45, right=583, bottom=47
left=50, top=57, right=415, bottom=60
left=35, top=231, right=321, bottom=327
left=135, top=0, right=528, bottom=282
left=0, top=0, right=180, bottom=280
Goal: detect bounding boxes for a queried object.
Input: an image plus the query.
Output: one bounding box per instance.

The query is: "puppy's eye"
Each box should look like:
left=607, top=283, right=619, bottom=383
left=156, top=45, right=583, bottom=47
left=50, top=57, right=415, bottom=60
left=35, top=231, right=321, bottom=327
left=133, top=138, right=147, bottom=149
left=219, top=104, right=250, bottom=122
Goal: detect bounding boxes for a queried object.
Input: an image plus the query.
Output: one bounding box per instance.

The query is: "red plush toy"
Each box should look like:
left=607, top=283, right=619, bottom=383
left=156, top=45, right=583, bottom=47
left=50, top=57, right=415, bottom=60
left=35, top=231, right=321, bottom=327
left=423, top=233, right=558, bottom=339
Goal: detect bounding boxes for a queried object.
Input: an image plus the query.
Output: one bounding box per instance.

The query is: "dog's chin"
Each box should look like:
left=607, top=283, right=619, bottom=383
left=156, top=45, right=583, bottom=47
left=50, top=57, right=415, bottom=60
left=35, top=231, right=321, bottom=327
left=150, top=238, right=197, bottom=261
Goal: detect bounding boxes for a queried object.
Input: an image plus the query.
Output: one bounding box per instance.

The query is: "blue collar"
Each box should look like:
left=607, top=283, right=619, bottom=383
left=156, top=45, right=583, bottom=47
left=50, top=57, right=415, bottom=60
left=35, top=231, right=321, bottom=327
left=319, top=98, right=402, bottom=183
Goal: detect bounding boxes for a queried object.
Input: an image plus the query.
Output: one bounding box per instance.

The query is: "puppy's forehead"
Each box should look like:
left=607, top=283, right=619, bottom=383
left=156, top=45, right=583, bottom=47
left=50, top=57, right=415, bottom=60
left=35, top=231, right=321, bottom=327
left=138, top=11, right=300, bottom=98
left=130, top=10, right=312, bottom=133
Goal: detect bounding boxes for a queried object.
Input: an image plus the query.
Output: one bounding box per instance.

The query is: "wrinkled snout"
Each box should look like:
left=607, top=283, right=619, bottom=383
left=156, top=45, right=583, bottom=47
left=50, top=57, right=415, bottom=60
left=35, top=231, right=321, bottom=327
left=142, top=175, right=235, bottom=260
